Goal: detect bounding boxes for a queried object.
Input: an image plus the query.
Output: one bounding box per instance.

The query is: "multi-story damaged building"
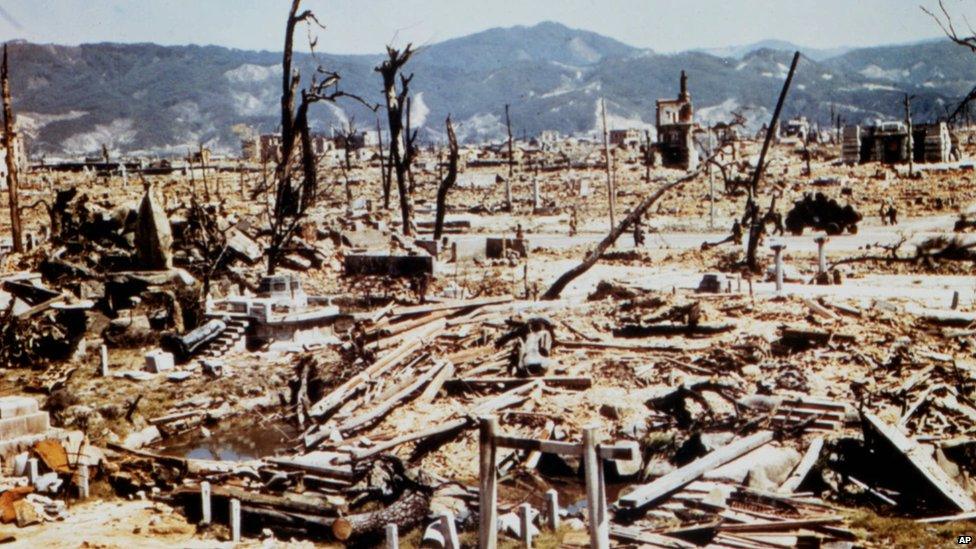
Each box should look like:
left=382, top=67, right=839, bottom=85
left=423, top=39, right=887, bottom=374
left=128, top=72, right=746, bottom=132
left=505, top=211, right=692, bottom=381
left=655, top=71, right=698, bottom=170
left=841, top=121, right=953, bottom=165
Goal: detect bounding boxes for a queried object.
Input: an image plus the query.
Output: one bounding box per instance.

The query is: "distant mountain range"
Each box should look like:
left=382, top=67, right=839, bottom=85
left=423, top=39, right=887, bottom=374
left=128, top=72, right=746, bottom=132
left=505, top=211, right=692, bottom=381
left=4, top=22, right=974, bottom=157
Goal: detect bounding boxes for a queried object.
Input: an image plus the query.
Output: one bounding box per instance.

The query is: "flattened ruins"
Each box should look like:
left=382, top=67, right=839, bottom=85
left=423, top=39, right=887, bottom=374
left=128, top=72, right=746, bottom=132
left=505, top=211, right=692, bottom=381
left=2, top=2, right=976, bottom=547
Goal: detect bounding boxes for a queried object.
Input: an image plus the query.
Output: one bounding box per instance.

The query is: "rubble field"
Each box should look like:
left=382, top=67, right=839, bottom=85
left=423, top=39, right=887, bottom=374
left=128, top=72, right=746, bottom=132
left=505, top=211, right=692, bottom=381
left=1, top=119, right=976, bottom=549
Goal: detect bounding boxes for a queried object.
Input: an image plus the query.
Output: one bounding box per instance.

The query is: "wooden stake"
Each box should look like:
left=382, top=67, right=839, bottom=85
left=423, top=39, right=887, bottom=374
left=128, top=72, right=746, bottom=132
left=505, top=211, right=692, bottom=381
left=479, top=416, right=499, bottom=549
left=545, top=489, right=559, bottom=530
left=519, top=503, right=533, bottom=547
left=385, top=523, right=399, bottom=549
left=583, top=426, right=609, bottom=549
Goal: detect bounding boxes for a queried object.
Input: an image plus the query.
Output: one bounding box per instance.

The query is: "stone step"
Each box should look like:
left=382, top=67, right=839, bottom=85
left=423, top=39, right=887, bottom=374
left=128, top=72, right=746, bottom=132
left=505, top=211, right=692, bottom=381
left=0, top=411, right=49, bottom=441
left=0, top=396, right=40, bottom=419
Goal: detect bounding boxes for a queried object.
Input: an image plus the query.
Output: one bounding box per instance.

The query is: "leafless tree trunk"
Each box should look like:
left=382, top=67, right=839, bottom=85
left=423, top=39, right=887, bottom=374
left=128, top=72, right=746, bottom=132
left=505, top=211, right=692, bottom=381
left=375, top=114, right=390, bottom=208
left=376, top=45, right=417, bottom=235
left=433, top=116, right=459, bottom=241
left=265, top=0, right=362, bottom=273
left=1, top=44, right=21, bottom=253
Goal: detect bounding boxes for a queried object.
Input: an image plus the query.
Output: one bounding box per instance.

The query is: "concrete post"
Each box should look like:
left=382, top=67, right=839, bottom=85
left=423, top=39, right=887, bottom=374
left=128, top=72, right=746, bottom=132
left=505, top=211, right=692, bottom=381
left=771, top=243, right=786, bottom=293
left=519, top=503, right=533, bottom=547
left=815, top=235, right=829, bottom=276
left=200, top=481, right=211, bottom=524
left=439, top=513, right=460, bottom=549
left=385, top=523, right=399, bottom=549
left=229, top=498, right=241, bottom=543
left=532, top=177, right=540, bottom=210
left=99, top=344, right=109, bottom=377
left=78, top=464, right=89, bottom=499
left=545, top=489, right=559, bottom=530
left=27, top=458, right=38, bottom=485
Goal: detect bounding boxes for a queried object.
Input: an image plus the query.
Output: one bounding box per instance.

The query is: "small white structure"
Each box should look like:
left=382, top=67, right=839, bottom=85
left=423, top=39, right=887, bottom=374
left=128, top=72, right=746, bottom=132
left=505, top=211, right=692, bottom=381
left=145, top=350, right=175, bottom=373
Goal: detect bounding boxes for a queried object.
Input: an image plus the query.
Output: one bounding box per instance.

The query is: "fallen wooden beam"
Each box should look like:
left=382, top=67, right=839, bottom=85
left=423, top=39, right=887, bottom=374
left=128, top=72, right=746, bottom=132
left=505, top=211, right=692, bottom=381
left=779, top=437, right=824, bottom=494
left=446, top=376, right=592, bottom=390
left=493, top=435, right=636, bottom=460
left=617, top=431, right=774, bottom=509
left=391, top=295, right=512, bottom=317
left=613, top=323, right=736, bottom=338
left=556, top=338, right=705, bottom=352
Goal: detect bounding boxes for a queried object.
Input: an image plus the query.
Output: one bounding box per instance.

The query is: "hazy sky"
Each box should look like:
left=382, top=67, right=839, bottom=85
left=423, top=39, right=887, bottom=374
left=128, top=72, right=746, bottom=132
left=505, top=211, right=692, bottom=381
left=0, top=0, right=971, bottom=54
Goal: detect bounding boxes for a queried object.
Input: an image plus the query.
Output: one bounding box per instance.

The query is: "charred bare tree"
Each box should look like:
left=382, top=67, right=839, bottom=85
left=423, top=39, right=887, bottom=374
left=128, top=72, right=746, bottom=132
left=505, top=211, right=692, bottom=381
left=924, top=1, right=976, bottom=122
left=2, top=44, right=22, bottom=253
left=376, top=45, right=417, bottom=235
left=263, top=0, right=366, bottom=274
left=433, top=116, right=459, bottom=241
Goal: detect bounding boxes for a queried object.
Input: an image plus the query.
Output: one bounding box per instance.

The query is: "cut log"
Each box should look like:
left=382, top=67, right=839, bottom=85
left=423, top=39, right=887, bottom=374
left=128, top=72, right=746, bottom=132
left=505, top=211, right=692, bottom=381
left=331, top=489, right=430, bottom=542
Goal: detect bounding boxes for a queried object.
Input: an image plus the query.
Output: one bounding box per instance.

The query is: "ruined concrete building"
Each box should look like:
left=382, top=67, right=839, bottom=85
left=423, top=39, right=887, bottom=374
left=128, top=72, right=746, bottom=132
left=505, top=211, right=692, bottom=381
left=655, top=71, right=698, bottom=170
left=842, top=121, right=953, bottom=165
left=609, top=128, right=642, bottom=148
left=240, top=133, right=333, bottom=163
left=781, top=116, right=810, bottom=142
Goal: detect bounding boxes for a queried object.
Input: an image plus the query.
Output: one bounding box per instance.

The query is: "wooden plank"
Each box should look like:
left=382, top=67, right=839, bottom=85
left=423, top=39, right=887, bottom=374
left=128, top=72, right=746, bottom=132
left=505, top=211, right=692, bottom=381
left=446, top=376, right=592, bottom=390
left=718, top=516, right=842, bottom=533
left=616, top=431, right=774, bottom=509
left=864, top=412, right=976, bottom=512
left=556, top=338, right=702, bottom=352
left=917, top=510, right=976, bottom=523
left=493, top=435, right=636, bottom=460
left=391, top=295, right=512, bottom=317
left=417, top=361, right=454, bottom=403
left=779, top=438, right=824, bottom=494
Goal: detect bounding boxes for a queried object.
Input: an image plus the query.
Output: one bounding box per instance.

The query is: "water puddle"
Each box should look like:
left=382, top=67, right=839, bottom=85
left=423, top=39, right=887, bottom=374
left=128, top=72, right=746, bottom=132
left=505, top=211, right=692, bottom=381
left=158, top=418, right=299, bottom=461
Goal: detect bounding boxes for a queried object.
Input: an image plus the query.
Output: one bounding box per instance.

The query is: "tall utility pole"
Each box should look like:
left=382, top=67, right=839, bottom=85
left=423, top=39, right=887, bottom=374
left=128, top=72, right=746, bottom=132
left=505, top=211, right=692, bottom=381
left=503, top=104, right=514, bottom=211
left=643, top=130, right=652, bottom=183
left=2, top=45, right=22, bottom=253
left=707, top=128, right=714, bottom=229
left=600, top=98, right=615, bottom=229
left=904, top=94, right=914, bottom=176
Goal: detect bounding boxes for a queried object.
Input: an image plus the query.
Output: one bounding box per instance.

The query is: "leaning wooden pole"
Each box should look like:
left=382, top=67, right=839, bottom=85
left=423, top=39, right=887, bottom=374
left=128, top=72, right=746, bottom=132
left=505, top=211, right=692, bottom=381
left=542, top=166, right=705, bottom=300
left=1, top=44, right=22, bottom=253
left=744, top=51, right=800, bottom=271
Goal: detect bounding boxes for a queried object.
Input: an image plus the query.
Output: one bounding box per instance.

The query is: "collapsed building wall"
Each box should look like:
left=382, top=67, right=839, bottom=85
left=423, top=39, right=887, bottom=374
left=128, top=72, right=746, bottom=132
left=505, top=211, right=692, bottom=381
left=841, top=121, right=952, bottom=165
